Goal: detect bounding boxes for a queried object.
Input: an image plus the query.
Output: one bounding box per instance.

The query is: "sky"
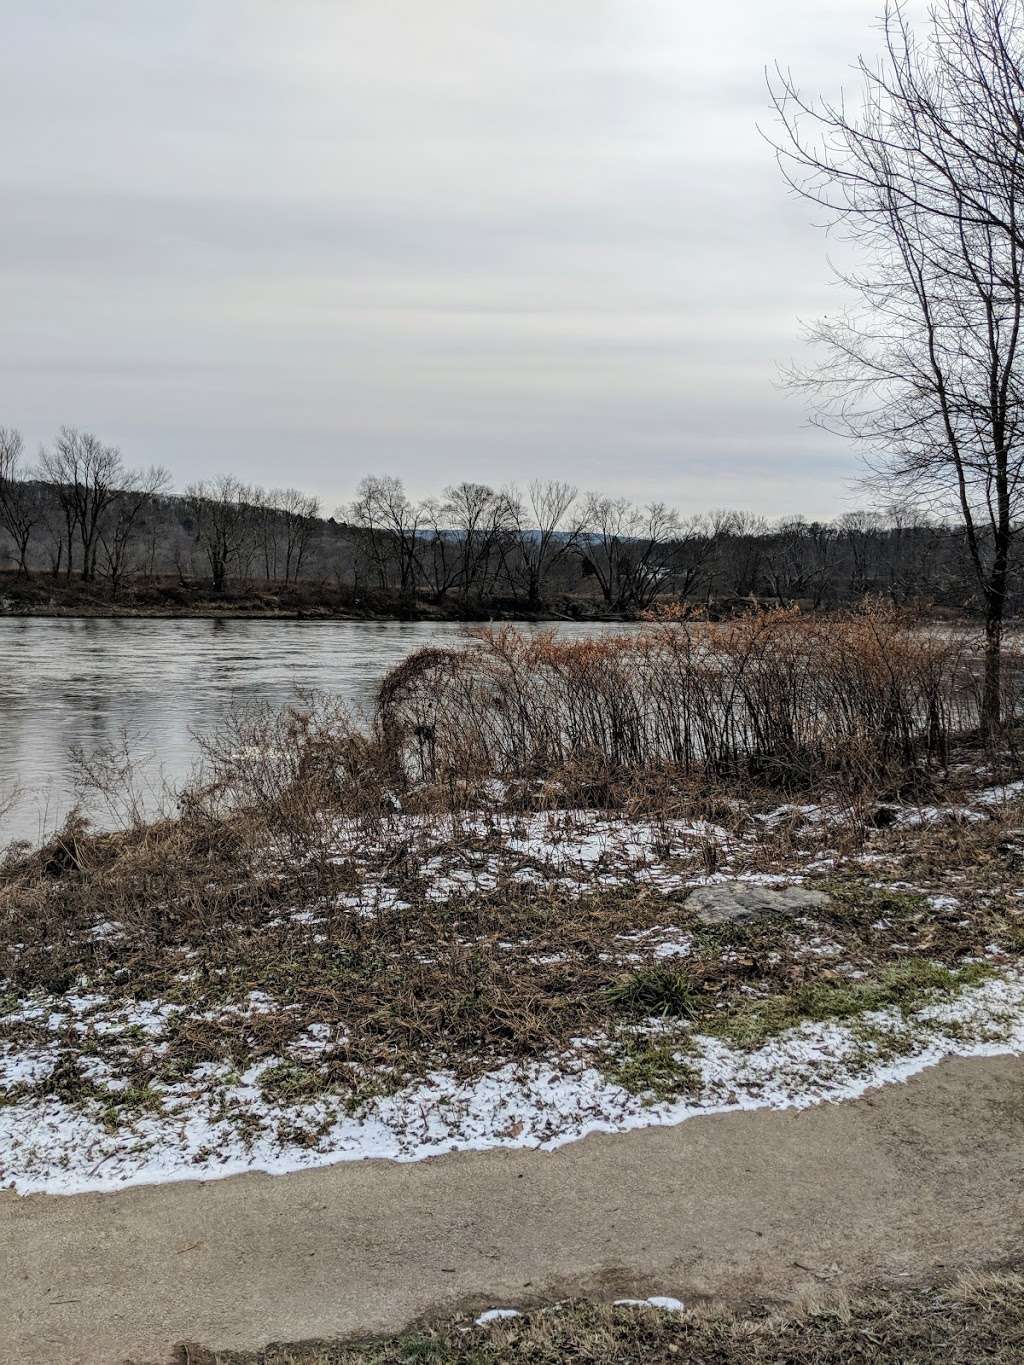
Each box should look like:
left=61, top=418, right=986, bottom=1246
left=1, top=2, right=899, bottom=519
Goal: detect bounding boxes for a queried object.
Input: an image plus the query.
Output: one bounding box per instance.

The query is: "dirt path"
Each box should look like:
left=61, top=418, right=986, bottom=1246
left=3, top=1054, right=1023, bottom=1365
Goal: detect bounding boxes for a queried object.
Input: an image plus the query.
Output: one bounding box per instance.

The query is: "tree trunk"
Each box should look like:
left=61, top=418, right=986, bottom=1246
left=983, top=601, right=1004, bottom=736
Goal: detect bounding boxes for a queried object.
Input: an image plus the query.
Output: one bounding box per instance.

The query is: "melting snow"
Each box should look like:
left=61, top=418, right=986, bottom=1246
left=615, top=1297, right=685, bottom=1312
left=975, top=780, right=1024, bottom=806
left=1, top=971, right=1022, bottom=1198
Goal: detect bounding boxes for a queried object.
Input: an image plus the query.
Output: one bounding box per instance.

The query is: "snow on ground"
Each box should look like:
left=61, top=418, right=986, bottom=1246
left=475, top=1309, right=523, bottom=1325
left=2, top=971, right=1022, bottom=1198
left=614, top=1297, right=686, bottom=1313
left=255, top=780, right=1024, bottom=918
left=2, top=781, right=1022, bottom=1198
left=896, top=805, right=986, bottom=827
left=326, top=810, right=741, bottom=908
left=975, top=779, right=1024, bottom=806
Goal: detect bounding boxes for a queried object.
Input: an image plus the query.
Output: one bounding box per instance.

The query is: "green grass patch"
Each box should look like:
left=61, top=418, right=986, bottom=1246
left=705, top=959, right=995, bottom=1049
left=259, top=1060, right=329, bottom=1105
left=817, top=878, right=930, bottom=923
left=258, top=1055, right=405, bottom=1116
left=604, top=1037, right=700, bottom=1101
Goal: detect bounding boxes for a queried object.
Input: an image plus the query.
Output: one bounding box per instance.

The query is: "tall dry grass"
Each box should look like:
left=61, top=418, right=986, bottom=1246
left=378, top=606, right=1018, bottom=793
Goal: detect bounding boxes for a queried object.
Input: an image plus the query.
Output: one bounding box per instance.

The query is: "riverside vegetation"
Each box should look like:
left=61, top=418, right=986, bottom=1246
left=1, top=429, right=1018, bottom=624
left=1, top=606, right=1023, bottom=1191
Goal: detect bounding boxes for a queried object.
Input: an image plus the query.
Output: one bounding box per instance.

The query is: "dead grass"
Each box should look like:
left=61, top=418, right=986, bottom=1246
left=174, top=1269, right=1024, bottom=1363
left=2, top=623, right=1023, bottom=1139
left=2, top=768, right=1022, bottom=1134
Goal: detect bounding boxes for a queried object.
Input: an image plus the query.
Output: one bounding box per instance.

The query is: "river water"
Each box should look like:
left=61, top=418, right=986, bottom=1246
left=0, top=617, right=631, bottom=847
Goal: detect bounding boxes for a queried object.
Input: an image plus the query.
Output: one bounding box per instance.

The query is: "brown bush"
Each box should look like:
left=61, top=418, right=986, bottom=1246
left=377, top=606, right=1018, bottom=793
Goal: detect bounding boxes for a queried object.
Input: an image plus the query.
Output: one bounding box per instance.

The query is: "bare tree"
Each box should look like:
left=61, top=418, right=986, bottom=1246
left=880, top=502, right=954, bottom=605
left=670, top=512, right=728, bottom=604
left=770, top=0, right=1024, bottom=728
left=418, top=497, right=462, bottom=603
left=837, top=510, right=886, bottom=596
left=250, top=485, right=277, bottom=581
left=580, top=495, right=682, bottom=611
left=346, top=476, right=423, bottom=604
left=185, top=476, right=255, bottom=592
left=252, top=485, right=320, bottom=585
left=504, top=480, right=582, bottom=609
left=442, top=481, right=512, bottom=603
left=276, top=487, right=320, bottom=584
left=762, top=518, right=837, bottom=607
left=96, top=466, right=171, bottom=598
left=39, top=428, right=125, bottom=581
left=0, top=427, right=40, bottom=578
left=706, top=511, right=769, bottom=601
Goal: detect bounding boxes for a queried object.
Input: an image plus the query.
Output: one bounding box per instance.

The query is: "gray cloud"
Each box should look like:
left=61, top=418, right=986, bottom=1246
left=1, top=1, right=895, bottom=518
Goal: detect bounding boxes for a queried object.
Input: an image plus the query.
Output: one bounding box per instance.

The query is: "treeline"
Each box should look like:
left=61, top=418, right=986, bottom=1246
left=0, top=426, right=1008, bottom=616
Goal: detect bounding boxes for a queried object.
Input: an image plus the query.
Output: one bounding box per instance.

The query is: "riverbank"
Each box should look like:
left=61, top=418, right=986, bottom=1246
left=3, top=619, right=1024, bottom=1357
left=3, top=746, right=1023, bottom=1195
left=3, top=614, right=1023, bottom=1194
left=0, top=572, right=997, bottom=624
left=0, top=574, right=635, bottom=623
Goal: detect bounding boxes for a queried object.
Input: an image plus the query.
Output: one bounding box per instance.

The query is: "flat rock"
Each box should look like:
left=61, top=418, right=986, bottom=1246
left=686, top=882, right=831, bottom=927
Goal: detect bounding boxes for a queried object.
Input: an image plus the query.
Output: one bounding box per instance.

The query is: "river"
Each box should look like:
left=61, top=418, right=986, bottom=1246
left=0, top=617, right=632, bottom=847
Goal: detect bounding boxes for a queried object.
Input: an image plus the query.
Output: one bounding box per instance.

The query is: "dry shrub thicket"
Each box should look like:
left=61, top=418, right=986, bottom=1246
left=380, top=606, right=1017, bottom=795
left=107, top=605, right=1018, bottom=890
left=5, top=606, right=1020, bottom=881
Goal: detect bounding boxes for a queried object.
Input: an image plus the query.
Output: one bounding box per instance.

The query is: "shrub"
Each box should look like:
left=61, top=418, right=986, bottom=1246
left=377, top=605, right=1018, bottom=792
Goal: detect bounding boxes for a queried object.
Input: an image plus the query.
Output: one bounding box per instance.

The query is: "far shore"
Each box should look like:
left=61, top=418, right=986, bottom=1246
left=0, top=572, right=999, bottom=626
left=0, top=572, right=640, bottom=624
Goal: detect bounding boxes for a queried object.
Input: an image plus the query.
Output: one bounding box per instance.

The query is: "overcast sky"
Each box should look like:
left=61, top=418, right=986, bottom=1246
left=2, top=2, right=898, bottom=519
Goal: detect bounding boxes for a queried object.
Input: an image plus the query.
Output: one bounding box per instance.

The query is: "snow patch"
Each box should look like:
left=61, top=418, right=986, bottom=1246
left=615, top=1296, right=685, bottom=1313
left=2, top=972, right=1022, bottom=1198
left=975, top=780, right=1024, bottom=806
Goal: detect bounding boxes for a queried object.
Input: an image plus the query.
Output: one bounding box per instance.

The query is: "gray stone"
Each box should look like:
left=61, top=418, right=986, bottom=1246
left=686, top=882, right=831, bottom=927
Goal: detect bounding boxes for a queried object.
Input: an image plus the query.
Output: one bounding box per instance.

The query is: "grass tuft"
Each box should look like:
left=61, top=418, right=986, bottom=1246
left=605, top=967, right=702, bottom=1019
left=706, top=960, right=995, bottom=1049
left=605, top=1038, right=701, bottom=1101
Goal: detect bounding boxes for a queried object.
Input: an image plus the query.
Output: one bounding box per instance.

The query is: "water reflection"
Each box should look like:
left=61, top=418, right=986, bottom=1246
left=0, top=618, right=631, bottom=845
